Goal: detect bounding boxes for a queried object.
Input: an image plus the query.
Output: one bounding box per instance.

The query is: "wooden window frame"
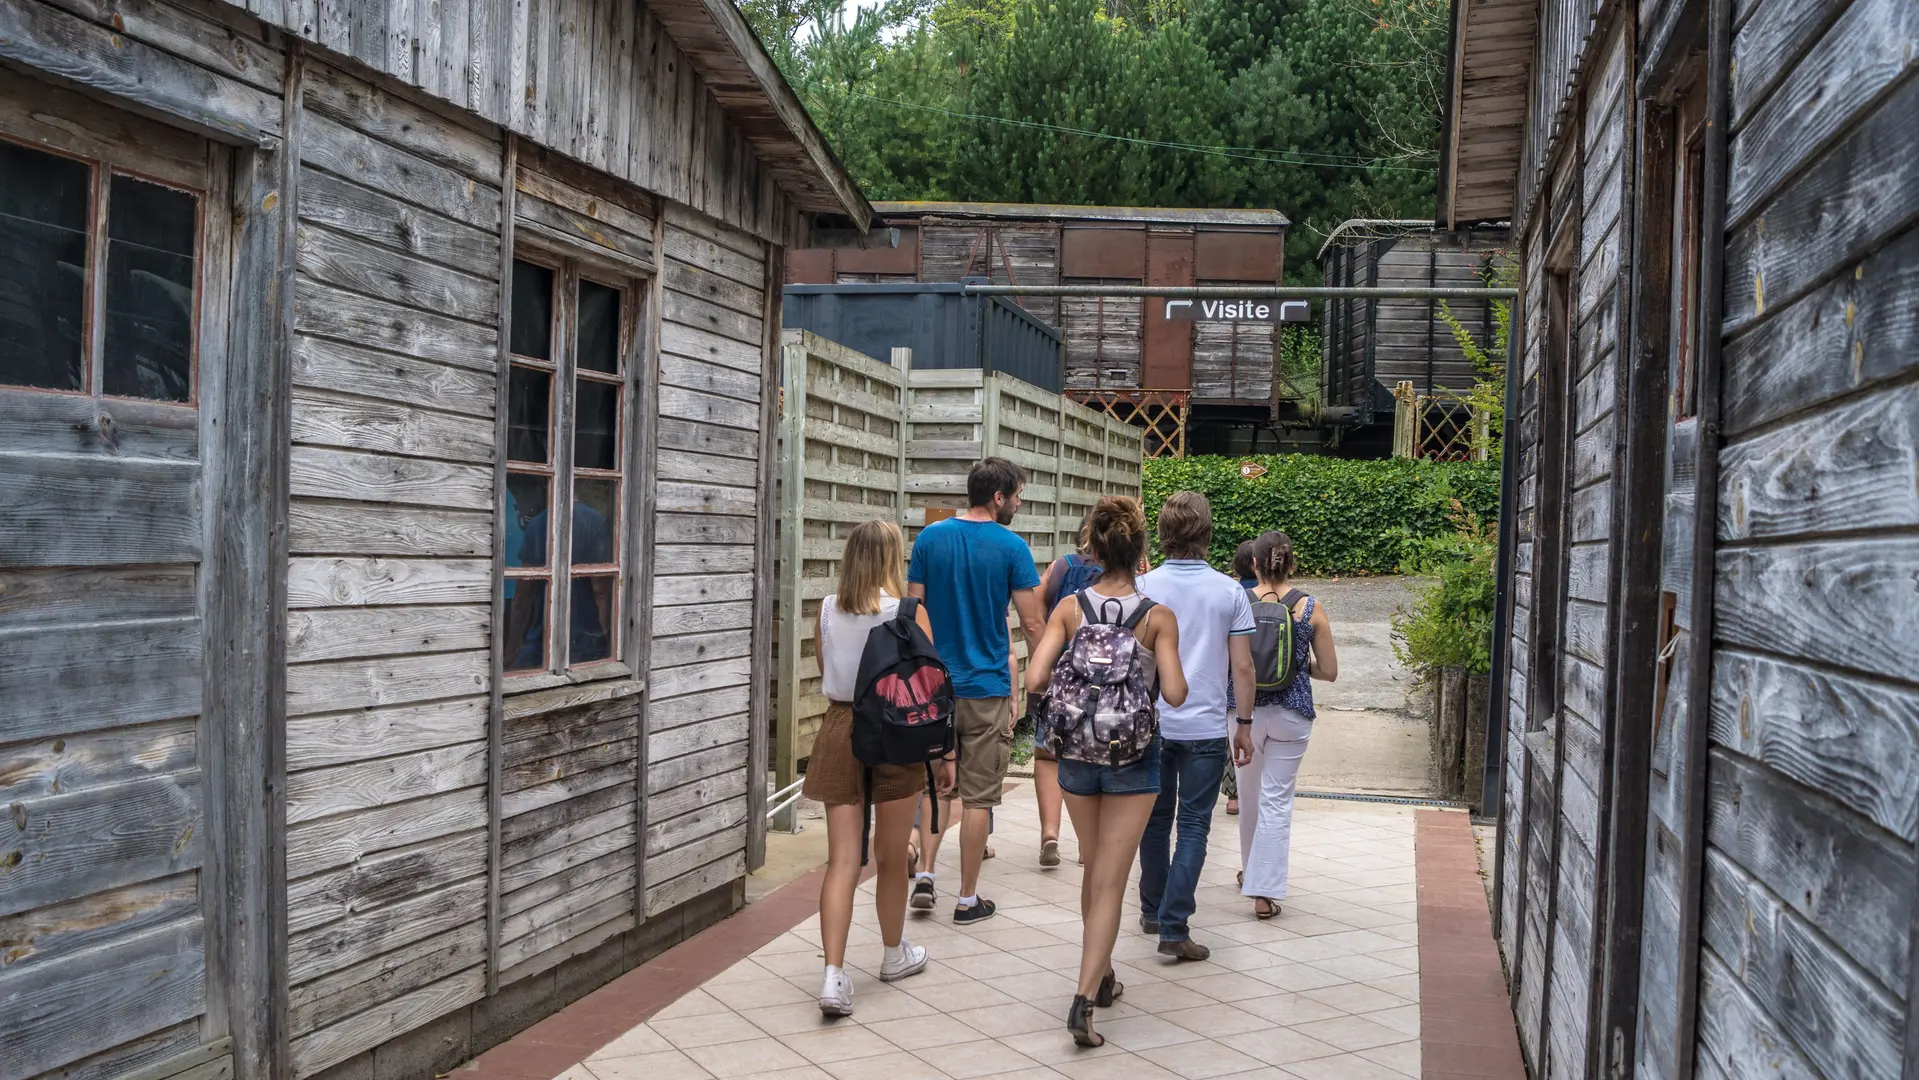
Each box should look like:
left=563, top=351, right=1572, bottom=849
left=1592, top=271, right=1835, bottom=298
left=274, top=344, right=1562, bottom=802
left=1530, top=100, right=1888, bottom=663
left=502, top=248, right=643, bottom=683
left=0, top=129, right=208, bottom=408
left=1668, top=75, right=1709, bottom=423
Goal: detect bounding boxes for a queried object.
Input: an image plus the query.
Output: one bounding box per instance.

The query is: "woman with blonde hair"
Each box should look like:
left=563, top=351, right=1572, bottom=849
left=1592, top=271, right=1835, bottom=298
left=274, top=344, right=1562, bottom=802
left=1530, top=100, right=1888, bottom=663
left=1026, top=496, right=1188, bottom=1047
left=804, top=519, right=956, bottom=1016
left=1233, top=530, right=1338, bottom=919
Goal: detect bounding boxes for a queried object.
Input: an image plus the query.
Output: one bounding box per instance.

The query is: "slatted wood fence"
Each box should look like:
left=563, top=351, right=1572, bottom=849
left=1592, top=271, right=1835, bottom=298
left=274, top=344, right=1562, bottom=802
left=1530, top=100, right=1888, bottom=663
left=771, top=331, right=1145, bottom=805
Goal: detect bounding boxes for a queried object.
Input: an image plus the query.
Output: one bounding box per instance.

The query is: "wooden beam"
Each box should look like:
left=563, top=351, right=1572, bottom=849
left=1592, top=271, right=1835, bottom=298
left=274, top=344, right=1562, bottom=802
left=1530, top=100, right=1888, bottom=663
left=632, top=201, right=667, bottom=901
left=766, top=280, right=802, bottom=845
left=1595, top=77, right=1670, bottom=1080
left=485, top=132, right=518, bottom=996
left=1670, top=1, right=1735, bottom=1075
left=206, top=42, right=300, bottom=1080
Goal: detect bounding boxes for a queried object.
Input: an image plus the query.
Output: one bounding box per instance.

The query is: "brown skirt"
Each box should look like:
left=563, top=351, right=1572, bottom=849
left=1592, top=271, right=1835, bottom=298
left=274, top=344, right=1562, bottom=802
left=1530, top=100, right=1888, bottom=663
left=801, top=702, right=929, bottom=806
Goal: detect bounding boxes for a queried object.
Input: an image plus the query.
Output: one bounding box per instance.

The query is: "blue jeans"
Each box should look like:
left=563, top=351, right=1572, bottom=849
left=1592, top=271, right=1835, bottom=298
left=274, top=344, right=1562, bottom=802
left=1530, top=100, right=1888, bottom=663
left=1137, top=736, right=1228, bottom=941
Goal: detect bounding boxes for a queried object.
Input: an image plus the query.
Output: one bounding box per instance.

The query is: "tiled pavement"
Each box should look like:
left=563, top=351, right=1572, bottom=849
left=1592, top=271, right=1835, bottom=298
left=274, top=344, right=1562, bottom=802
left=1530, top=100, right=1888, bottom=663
left=464, top=781, right=1523, bottom=1080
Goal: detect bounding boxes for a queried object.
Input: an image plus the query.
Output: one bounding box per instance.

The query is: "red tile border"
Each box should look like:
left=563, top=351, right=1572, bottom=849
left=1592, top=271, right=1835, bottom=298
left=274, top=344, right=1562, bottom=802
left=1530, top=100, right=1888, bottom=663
left=1415, top=809, right=1527, bottom=1080
left=458, top=860, right=867, bottom=1080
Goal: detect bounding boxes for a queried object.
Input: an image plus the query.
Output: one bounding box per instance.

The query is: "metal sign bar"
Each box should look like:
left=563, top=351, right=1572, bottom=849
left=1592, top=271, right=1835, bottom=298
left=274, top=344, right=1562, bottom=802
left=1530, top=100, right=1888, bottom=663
left=961, top=284, right=1518, bottom=300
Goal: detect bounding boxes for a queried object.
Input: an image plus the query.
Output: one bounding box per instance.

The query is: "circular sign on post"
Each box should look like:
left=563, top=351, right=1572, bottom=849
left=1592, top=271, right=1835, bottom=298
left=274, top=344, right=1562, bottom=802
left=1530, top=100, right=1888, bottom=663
left=1239, top=461, right=1268, bottom=480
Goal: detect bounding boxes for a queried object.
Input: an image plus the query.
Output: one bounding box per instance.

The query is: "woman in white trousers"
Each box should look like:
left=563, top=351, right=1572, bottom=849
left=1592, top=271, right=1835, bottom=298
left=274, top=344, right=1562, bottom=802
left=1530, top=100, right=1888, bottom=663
left=1232, top=532, right=1337, bottom=918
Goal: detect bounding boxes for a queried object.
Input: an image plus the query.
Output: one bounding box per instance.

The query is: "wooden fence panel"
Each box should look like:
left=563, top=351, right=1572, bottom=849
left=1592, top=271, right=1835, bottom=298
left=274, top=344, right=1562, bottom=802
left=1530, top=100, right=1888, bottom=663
left=770, top=332, right=1144, bottom=784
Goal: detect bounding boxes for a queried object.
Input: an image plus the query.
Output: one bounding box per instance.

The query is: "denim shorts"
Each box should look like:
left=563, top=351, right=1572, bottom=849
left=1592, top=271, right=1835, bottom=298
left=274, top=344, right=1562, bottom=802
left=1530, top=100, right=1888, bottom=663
left=1058, top=737, right=1163, bottom=796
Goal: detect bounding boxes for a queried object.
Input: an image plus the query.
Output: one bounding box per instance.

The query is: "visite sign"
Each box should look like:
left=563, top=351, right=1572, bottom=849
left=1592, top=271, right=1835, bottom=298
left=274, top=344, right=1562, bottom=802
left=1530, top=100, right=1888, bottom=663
left=1163, top=299, right=1311, bottom=323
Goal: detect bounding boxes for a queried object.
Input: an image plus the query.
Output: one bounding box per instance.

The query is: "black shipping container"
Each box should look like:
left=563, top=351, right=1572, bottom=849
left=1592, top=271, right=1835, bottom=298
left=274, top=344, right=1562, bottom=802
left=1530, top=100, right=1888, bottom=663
left=783, top=282, right=1066, bottom=392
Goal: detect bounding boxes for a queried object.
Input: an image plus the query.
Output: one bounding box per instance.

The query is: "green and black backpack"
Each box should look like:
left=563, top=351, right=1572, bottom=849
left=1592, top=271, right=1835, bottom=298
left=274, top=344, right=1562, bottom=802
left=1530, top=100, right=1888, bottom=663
left=1247, top=588, right=1306, bottom=692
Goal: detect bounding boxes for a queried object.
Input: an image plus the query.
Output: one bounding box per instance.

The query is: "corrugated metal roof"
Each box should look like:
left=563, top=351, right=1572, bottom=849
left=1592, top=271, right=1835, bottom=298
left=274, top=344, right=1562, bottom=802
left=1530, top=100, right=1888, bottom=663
left=871, top=201, right=1290, bottom=227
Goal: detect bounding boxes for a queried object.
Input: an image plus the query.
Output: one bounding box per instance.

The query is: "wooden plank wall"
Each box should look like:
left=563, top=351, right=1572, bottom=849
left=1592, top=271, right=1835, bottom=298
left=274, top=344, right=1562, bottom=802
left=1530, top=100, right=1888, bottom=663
left=1059, top=289, right=1144, bottom=391
left=917, top=222, right=1063, bottom=329
left=488, top=149, right=660, bottom=991
left=1367, top=247, right=1499, bottom=396
left=1687, top=0, right=1919, bottom=1074
left=1500, top=211, right=1548, bottom=1074
left=281, top=60, right=502, bottom=1079
left=226, top=0, right=805, bottom=246
left=1543, top=23, right=1629, bottom=1079
left=1190, top=290, right=1275, bottom=402
left=0, top=0, right=286, bottom=1072
left=644, top=204, right=768, bottom=914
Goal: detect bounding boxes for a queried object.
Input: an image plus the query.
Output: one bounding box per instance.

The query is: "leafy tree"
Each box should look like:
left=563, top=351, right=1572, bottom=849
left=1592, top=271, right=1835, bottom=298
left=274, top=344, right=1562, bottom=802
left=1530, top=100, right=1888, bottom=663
left=740, top=0, right=1450, bottom=281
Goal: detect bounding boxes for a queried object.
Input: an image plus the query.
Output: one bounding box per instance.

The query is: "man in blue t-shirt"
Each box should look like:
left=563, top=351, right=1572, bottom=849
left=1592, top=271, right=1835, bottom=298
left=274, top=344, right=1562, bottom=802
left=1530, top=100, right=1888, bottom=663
left=907, top=456, right=1046, bottom=925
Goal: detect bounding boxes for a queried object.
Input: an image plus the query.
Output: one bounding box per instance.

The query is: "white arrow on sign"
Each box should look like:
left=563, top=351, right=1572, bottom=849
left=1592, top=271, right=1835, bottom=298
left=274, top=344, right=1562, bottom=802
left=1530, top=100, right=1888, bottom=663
left=1164, top=300, right=1194, bottom=318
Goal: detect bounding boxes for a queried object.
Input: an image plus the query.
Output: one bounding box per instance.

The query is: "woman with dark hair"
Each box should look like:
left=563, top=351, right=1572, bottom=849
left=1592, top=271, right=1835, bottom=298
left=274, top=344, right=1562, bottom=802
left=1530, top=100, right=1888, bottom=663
left=1026, top=496, right=1188, bottom=1048
left=1233, top=531, right=1338, bottom=919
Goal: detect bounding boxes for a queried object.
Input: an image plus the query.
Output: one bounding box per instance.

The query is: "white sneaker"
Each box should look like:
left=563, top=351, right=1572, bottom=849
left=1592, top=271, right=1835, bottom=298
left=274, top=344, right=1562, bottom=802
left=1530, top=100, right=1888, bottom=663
left=879, top=940, right=928, bottom=982
left=819, top=967, right=854, bottom=1016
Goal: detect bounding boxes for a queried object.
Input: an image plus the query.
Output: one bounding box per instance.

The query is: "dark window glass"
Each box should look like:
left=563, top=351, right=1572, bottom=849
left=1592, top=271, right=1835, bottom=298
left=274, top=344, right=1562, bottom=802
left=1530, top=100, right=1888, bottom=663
left=0, top=140, right=90, bottom=391
left=571, top=574, right=615, bottom=664
left=510, top=260, right=554, bottom=360
left=502, top=576, right=548, bottom=673
left=574, top=379, right=620, bottom=470
left=507, top=366, right=551, bottom=463
left=103, top=175, right=196, bottom=401
left=572, top=477, right=619, bottom=566
left=576, top=280, right=621, bottom=373
left=505, top=473, right=552, bottom=570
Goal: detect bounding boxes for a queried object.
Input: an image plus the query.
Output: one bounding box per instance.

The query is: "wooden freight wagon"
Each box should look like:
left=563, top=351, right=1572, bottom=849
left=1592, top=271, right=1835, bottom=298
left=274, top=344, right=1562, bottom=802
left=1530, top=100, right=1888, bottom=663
left=1319, top=220, right=1511, bottom=433
left=789, top=202, right=1291, bottom=452
left=0, top=2, right=869, bottom=1079
left=1443, top=0, right=1919, bottom=1074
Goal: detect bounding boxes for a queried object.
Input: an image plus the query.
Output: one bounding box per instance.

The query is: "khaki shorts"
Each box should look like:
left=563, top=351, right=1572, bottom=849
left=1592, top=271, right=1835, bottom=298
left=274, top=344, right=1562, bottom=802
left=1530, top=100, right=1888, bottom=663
left=954, top=696, right=1013, bottom=809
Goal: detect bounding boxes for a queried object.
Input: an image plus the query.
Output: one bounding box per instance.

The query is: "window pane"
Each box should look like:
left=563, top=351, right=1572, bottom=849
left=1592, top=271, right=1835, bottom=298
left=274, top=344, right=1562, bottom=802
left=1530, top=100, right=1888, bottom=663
left=574, top=379, right=620, bottom=471
left=576, top=280, right=621, bottom=373
left=505, top=473, right=552, bottom=570
left=507, top=366, right=551, bottom=463
left=571, top=477, right=619, bottom=566
left=570, top=574, right=616, bottom=665
left=511, top=260, right=554, bottom=360
left=0, top=140, right=90, bottom=391
left=103, top=175, right=196, bottom=402
left=502, top=576, right=548, bottom=673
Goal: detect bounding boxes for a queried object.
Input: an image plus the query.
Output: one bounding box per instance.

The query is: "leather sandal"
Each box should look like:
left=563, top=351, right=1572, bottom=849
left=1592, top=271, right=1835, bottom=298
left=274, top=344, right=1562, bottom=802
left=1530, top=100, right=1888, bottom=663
left=1067, top=994, right=1103, bottom=1047
left=1254, top=898, right=1280, bottom=920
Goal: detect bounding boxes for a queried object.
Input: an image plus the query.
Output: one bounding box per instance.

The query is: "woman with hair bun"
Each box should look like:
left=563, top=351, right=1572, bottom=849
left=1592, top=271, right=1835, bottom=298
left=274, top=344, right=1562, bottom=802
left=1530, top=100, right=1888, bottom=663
left=1026, top=496, right=1187, bottom=1048
left=1233, top=530, right=1338, bottom=919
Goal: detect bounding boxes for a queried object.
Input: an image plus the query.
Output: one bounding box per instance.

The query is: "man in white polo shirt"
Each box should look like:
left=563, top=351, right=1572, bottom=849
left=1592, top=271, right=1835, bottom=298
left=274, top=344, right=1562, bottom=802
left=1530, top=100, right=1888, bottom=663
left=1136, top=491, right=1256, bottom=961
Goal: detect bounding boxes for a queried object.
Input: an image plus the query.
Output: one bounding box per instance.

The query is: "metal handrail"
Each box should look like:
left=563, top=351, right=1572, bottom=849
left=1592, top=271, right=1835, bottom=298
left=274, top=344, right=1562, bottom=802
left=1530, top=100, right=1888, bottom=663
left=960, top=284, right=1517, bottom=300
left=766, top=778, right=805, bottom=822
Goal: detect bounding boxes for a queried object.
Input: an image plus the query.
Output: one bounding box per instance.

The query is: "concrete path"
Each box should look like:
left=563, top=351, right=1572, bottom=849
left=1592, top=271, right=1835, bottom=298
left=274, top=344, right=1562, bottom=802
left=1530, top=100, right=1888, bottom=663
left=492, top=784, right=1442, bottom=1080
left=1288, top=577, right=1437, bottom=799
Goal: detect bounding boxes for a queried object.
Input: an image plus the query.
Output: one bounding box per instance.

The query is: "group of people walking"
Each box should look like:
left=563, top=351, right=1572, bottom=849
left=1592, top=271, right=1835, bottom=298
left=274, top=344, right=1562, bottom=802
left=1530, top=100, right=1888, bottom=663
left=799, top=457, right=1338, bottom=1047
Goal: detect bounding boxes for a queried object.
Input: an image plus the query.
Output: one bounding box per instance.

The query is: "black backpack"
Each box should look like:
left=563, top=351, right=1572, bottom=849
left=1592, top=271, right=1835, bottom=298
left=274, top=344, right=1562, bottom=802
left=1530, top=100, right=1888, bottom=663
left=1248, top=588, right=1306, bottom=692
left=851, top=597, right=956, bottom=862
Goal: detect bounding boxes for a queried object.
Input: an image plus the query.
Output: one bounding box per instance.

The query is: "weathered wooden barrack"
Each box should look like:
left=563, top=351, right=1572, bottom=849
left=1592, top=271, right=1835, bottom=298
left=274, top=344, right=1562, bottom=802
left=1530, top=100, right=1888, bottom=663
left=769, top=331, right=1143, bottom=807
left=0, top=0, right=875, bottom=1078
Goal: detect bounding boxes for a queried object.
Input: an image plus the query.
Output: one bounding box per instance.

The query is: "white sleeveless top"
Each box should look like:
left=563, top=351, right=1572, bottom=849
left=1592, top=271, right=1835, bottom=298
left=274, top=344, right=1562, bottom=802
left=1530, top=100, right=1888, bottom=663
left=819, top=591, right=902, bottom=703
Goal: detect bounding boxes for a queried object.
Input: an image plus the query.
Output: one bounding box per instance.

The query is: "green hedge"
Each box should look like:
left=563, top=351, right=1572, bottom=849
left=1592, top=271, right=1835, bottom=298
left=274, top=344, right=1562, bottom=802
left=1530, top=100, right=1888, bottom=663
left=1141, top=455, right=1500, bottom=576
